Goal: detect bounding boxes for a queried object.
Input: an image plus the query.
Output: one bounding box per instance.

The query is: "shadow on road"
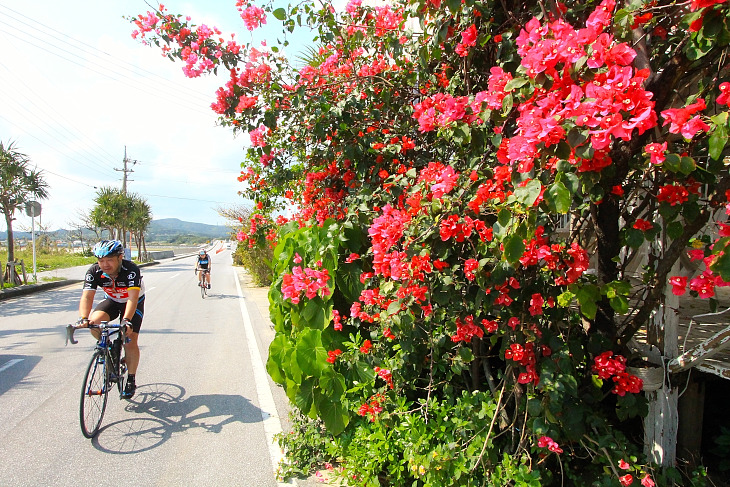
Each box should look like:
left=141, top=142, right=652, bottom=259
left=93, top=382, right=264, bottom=454
left=202, top=293, right=241, bottom=301
left=0, top=355, right=42, bottom=396
left=0, top=286, right=79, bottom=317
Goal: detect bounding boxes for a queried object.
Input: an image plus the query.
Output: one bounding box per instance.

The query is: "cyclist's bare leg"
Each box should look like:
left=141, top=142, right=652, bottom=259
left=205, top=271, right=211, bottom=287
left=124, top=331, right=140, bottom=375
left=87, top=310, right=111, bottom=340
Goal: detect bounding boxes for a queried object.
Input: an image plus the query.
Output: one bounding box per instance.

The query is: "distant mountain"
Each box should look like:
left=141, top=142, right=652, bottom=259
left=147, top=218, right=232, bottom=242
left=1, top=218, right=233, bottom=244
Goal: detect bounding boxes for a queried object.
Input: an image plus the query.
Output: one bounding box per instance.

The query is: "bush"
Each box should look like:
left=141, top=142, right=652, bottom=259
left=232, top=241, right=272, bottom=286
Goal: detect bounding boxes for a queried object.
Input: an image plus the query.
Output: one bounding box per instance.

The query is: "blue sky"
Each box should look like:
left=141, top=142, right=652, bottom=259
left=0, top=0, right=315, bottom=233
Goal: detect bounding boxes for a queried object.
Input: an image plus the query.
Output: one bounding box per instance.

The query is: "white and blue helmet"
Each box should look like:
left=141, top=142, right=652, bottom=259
left=93, top=240, right=124, bottom=258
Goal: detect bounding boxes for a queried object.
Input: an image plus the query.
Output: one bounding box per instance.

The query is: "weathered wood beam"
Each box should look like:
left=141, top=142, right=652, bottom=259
left=695, top=361, right=730, bottom=381
left=667, top=325, right=730, bottom=374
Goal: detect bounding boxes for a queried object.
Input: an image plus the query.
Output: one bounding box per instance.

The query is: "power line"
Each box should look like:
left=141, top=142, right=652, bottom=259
left=0, top=3, right=214, bottom=105
left=0, top=88, right=120, bottom=178
left=0, top=22, right=213, bottom=116
left=0, top=59, right=120, bottom=172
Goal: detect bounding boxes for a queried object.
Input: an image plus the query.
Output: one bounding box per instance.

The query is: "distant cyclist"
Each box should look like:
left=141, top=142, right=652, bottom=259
left=196, top=248, right=212, bottom=289
left=77, top=240, right=145, bottom=399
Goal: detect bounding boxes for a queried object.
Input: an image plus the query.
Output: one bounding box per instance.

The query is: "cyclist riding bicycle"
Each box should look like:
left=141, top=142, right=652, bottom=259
left=77, top=240, right=145, bottom=399
left=195, top=248, right=212, bottom=289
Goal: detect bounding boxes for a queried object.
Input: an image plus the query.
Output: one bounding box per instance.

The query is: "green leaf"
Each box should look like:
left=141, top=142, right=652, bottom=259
left=319, top=368, right=346, bottom=399
left=709, top=125, right=728, bottom=161
left=504, top=77, right=529, bottom=92
left=514, top=179, right=542, bottom=207
left=498, top=208, right=512, bottom=227
left=667, top=221, right=684, bottom=240
left=610, top=295, right=629, bottom=314
left=546, top=181, right=571, bottom=213
left=663, top=153, right=681, bottom=173
left=296, top=329, right=328, bottom=377
left=557, top=290, right=575, bottom=307
left=711, top=247, right=730, bottom=281
left=503, top=233, right=526, bottom=264
left=625, top=228, right=644, bottom=249
left=679, top=156, right=696, bottom=175
left=576, top=285, right=600, bottom=320
left=272, top=8, right=287, bottom=20
left=314, top=392, right=350, bottom=436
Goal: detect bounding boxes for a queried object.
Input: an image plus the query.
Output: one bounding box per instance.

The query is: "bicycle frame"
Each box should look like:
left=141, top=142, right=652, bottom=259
left=66, top=321, right=128, bottom=438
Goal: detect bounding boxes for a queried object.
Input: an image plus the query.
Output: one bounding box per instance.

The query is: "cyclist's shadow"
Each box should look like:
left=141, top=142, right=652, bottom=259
left=93, top=382, right=264, bottom=454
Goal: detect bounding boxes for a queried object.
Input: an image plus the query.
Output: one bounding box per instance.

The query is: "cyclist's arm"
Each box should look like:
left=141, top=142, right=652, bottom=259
left=78, top=290, right=95, bottom=322
left=122, top=288, right=141, bottom=322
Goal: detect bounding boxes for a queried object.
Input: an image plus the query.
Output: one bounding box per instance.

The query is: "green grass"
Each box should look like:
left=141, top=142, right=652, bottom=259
left=2, top=249, right=96, bottom=273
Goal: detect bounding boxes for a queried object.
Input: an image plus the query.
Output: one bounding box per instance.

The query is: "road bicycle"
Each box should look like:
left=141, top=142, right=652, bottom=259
left=66, top=321, right=128, bottom=438
left=196, top=268, right=209, bottom=298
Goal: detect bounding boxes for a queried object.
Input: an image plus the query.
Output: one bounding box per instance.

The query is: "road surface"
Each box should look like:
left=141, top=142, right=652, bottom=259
left=0, top=249, right=296, bottom=486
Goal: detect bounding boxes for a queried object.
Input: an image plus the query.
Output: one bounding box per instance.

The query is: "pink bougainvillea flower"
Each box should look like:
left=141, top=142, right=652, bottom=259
left=618, top=459, right=631, bottom=470
left=661, top=99, right=708, bottom=139
left=238, top=4, right=267, bottom=31
left=644, top=142, right=667, bottom=164
left=537, top=436, right=563, bottom=454
left=641, top=474, right=655, bottom=487
left=718, top=82, right=730, bottom=105
left=619, top=474, right=634, bottom=486
left=690, top=272, right=716, bottom=298
left=719, top=223, right=730, bottom=237
left=669, top=276, right=688, bottom=295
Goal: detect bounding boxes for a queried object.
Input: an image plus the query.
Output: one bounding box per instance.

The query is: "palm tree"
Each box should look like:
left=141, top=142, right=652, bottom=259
left=0, top=140, right=49, bottom=263
left=128, top=194, right=152, bottom=261
left=90, top=188, right=152, bottom=259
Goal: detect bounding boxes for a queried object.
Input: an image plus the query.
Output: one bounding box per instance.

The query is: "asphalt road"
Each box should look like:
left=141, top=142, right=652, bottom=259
left=0, top=249, right=296, bottom=487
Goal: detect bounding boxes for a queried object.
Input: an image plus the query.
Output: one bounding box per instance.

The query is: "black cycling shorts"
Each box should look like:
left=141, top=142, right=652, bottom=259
left=94, top=296, right=145, bottom=333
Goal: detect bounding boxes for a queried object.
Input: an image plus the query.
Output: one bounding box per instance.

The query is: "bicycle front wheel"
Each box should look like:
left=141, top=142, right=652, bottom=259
left=79, top=350, right=109, bottom=438
left=201, top=280, right=206, bottom=298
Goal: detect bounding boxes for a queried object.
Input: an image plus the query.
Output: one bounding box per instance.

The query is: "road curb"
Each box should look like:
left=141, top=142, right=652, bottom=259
left=0, top=261, right=160, bottom=301
left=0, top=279, right=82, bottom=300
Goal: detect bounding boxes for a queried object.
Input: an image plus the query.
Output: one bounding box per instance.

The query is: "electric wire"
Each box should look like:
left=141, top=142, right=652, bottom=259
left=0, top=88, right=121, bottom=177
left=0, top=2, right=214, bottom=105
left=0, top=21, right=213, bottom=116
left=0, top=59, right=120, bottom=172
left=0, top=113, right=118, bottom=188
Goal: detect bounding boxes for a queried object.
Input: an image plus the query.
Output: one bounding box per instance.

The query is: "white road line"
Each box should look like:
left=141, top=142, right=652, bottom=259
left=233, top=269, right=295, bottom=487
left=0, top=359, right=23, bottom=373
left=170, top=273, right=180, bottom=279
left=146, top=287, right=156, bottom=292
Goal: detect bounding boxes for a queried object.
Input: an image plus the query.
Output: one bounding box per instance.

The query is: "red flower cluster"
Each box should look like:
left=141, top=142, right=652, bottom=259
left=326, top=349, right=343, bottom=364
left=451, top=315, right=484, bottom=343
left=537, top=435, right=563, bottom=454
left=374, top=366, right=394, bottom=389
left=357, top=393, right=385, bottom=422
left=505, top=342, right=540, bottom=385
left=592, top=351, right=644, bottom=396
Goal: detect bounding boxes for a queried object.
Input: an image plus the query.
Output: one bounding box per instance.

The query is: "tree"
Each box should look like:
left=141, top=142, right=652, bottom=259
left=128, top=194, right=152, bottom=260
left=134, top=0, right=730, bottom=484
left=90, top=187, right=151, bottom=257
left=0, top=140, right=49, bottom=263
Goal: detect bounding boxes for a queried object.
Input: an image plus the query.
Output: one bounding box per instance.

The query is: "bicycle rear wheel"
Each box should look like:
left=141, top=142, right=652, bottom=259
left=79, top=350, right=109, bottom=438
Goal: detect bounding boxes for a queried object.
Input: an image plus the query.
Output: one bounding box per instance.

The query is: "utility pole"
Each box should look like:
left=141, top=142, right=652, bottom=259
left=115, top=146, right=138, bottom=194
left=114, top=146, right=139, bottom=251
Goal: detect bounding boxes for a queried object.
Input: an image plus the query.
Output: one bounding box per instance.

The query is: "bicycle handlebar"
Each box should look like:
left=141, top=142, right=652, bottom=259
left=65, top=322, right=124, bottom=346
